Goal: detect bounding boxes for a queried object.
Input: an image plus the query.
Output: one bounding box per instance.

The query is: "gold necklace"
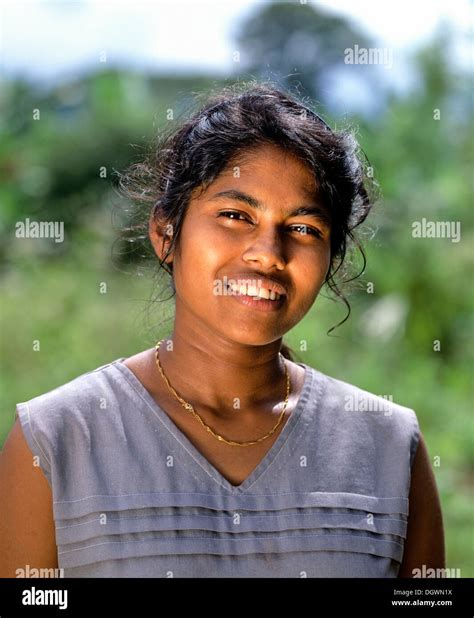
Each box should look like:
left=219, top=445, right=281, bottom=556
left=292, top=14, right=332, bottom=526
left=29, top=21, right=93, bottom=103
left=154, top=339, right=291, bottom=447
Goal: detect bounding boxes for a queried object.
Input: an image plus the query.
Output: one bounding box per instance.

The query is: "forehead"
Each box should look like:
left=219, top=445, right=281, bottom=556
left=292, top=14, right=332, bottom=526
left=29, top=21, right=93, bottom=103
left=189, top=143, right=321, bottom=206
left=226, top=143, right=317, bottom=191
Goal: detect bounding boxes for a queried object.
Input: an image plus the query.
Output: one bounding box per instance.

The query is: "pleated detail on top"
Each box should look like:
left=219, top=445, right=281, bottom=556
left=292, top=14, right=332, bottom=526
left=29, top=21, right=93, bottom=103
left=54, top=491, right=407, bottom=569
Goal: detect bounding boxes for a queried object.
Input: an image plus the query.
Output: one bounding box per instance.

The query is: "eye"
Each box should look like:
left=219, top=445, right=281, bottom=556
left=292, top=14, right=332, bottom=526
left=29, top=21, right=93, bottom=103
left=218, top=210, right=249, bottom=222
left=290, top=224, right=323, bottom=239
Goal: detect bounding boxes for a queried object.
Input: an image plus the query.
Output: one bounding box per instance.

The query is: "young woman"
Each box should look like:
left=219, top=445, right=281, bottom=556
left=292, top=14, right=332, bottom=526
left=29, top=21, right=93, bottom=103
left=0, top=82, right=444, bottom=578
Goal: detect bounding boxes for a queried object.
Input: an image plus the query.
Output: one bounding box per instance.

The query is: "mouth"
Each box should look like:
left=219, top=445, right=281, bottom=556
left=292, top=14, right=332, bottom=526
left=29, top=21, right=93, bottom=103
left=225, top=279, right=287, bottom=313
left=224, top=276, right=288, bottom=301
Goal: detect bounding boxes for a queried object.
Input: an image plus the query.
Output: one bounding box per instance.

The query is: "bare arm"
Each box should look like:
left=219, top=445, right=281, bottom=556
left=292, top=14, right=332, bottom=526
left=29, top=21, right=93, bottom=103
left=398, top=431, right=445, bottom=577
left=0, top=419, right=58, bottom=577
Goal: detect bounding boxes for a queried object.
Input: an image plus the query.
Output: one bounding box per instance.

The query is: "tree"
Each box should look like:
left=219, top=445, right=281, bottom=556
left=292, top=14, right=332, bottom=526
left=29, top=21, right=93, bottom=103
left=234, top=0, right=375, bottom=107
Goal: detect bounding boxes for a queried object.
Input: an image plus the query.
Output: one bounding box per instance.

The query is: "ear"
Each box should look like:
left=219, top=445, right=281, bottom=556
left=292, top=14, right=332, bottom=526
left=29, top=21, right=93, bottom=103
left=148, top=213, right=174, bottom=265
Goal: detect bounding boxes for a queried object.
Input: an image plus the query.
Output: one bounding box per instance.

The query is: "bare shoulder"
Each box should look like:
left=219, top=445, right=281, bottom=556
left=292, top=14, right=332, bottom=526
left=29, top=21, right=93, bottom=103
left=398, top=432, right=446, bottom=577
left=122, top=347, right=158, bottom=375
left=121, top=348, right=158, bottom=391
left=0, top=419, right=58, bottom=576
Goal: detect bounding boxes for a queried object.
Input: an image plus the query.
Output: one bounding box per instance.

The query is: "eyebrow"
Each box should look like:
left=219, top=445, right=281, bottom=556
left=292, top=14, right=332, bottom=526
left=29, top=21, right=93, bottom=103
left=209, top=189, right=331, bottom=227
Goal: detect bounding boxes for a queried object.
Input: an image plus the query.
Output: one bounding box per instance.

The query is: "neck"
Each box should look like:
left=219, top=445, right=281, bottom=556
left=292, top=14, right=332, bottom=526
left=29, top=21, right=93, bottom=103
left=156, top=330, right=288, bottom=420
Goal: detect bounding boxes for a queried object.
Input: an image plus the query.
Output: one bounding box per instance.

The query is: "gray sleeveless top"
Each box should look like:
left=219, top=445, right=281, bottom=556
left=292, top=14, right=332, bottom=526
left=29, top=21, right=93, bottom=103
left=15, top=358, right=420, bottom=578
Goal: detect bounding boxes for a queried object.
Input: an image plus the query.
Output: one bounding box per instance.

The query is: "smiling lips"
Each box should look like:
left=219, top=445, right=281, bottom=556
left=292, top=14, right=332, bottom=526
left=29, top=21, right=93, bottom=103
left=224, top=274, right=288, bottom=302
left=228, top=281, right=282, bottom=301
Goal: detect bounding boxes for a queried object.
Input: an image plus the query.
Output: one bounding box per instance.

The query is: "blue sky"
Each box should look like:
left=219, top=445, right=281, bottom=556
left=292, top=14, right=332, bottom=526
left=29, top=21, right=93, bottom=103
left=0, top=0, right=471, bottom=86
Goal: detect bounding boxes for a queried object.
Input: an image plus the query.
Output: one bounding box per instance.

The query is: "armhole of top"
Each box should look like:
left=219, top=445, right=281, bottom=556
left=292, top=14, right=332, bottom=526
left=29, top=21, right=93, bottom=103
left=408, top=408, right=421, bottom=473
left=14, top=403, right=53, bottom=489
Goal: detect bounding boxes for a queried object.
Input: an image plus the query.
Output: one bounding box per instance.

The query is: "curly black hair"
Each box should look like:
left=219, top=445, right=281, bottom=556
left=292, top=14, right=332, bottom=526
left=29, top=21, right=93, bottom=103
left=116, top=80, right=378, bottom=361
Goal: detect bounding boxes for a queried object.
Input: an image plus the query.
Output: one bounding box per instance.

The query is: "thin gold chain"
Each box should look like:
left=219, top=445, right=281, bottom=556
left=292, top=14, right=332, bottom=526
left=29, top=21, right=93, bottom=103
left=154, top=339, right=291, bottom=447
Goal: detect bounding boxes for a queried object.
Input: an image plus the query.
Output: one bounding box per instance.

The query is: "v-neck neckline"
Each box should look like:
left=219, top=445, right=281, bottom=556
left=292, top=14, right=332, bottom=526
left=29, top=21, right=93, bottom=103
left=111, top=357, right=315, bottom=494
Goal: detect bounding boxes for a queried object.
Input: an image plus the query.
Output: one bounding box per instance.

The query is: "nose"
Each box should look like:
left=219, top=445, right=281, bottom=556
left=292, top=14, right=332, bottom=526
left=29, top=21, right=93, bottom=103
left=241, top=226, right=286, bottom=271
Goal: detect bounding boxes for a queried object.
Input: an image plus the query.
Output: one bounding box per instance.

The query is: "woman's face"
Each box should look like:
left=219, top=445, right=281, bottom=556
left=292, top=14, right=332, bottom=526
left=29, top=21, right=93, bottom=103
left=151, top=143, right=332, bottom=348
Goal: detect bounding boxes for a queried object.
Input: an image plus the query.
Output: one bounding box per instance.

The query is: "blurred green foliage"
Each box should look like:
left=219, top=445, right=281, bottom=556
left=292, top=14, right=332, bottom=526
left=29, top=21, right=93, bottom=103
left=0, top=9, right=472, bottom=577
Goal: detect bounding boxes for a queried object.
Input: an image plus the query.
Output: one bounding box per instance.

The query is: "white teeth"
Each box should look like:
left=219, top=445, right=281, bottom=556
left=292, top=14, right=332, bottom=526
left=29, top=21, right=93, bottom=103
left=228, top=282, right=281, bottom=300
left=228, top=283, right=281, bottom=300
left=257, top=286, right=271, bottom=299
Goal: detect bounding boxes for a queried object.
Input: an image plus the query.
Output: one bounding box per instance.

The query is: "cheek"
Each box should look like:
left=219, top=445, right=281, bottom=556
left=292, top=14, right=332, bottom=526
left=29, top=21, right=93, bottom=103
left=297, top=246, right=331, bottom=288
left=315, top=240, right=332, bottom=280
left=174, top=221, right=227, bottom=294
